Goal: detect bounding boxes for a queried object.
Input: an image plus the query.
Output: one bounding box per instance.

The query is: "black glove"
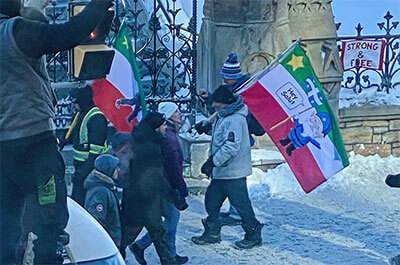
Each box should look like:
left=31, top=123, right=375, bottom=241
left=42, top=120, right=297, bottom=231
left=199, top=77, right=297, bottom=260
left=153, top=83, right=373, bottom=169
left=169, top=189, right=189, bottom=211
left=201, top=156, right=215, bottom=178
left=195, top=121, right=212, bottom=134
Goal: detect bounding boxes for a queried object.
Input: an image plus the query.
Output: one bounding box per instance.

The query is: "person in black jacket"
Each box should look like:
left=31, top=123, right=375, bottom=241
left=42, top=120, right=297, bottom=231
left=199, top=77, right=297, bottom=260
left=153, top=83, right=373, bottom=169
left=120, top=112, right=178, bottom=265
left=0, top=0, right=112, bottom=264
left=129, top=103, right=189, bottom=265
left=69, top=85, right=108, bottom=206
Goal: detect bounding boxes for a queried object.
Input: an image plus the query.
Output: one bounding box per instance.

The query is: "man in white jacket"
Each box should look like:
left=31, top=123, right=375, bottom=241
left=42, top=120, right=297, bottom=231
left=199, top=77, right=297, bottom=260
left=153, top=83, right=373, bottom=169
left=191, top=85, right=263, bottom=249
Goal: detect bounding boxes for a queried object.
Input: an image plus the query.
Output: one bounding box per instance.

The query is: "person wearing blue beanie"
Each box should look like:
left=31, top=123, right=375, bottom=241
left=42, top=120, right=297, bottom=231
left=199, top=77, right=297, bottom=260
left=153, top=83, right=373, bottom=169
left=84, top=154, right=122, bottom=248
left=197, top=53, right=266, bottom=228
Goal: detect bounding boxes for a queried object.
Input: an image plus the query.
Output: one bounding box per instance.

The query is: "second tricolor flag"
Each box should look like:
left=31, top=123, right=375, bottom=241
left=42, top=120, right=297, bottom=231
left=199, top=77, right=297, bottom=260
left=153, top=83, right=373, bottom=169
left=239, top=42, right=349, bottom=193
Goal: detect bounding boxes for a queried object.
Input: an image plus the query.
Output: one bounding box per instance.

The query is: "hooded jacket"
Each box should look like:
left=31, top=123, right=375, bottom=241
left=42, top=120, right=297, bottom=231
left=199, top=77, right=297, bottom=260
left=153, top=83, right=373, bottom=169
left=84, top=169, right=121, bottom=247
left=210, top=96, right=252, bottom=179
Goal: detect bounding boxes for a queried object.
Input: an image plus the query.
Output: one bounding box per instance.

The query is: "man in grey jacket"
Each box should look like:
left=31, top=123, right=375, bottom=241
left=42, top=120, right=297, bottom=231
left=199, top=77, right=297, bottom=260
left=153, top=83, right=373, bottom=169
left=191, top=85, right=264, bottom=249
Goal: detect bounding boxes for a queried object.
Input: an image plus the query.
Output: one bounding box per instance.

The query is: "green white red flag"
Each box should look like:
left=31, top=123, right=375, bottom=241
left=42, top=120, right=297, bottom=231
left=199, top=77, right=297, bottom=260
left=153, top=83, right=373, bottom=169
left=240, top=42, right=349, bottom=193
left=91, top=22, right=146, bottom=132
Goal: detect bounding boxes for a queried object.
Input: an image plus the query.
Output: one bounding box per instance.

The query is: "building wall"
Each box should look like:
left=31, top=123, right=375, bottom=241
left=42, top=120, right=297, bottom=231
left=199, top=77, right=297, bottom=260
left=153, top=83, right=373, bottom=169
left=339, top=104, right=400, bottom=157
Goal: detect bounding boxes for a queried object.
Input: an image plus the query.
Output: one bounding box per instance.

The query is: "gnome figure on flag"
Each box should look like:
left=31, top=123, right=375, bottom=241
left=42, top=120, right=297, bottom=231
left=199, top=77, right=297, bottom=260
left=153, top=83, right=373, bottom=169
left=115, top=93, right=142, bottom=123
left=280, top=110, right=332, bottom=156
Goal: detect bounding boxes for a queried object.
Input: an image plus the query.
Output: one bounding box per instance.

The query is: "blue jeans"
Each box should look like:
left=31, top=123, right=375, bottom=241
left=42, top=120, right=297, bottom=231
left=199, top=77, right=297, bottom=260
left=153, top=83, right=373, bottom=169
left=136, top=200, right=180, bottom=256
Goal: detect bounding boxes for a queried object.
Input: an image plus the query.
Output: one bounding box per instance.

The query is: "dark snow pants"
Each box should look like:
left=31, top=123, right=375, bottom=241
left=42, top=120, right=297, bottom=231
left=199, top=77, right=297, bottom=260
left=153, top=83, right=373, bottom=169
left=120, top=202, right=176, bottom=265
left=205, top=177, right=259, bottom=234
left=0, top=135, right=68, bottom=265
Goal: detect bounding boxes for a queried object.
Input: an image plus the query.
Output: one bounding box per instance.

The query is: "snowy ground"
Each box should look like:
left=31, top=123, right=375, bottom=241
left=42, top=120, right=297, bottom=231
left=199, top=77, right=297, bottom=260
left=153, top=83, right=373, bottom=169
left=125, top=153, right=400, bottom=265
left=339, top=86, right=400, bottom=108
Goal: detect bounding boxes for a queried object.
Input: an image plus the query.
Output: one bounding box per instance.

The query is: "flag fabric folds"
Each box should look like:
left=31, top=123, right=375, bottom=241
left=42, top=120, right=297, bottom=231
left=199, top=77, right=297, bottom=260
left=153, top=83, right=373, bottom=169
left=91, top=22, right=146, bottom=133
left=240, top=42, right=349, bottom=193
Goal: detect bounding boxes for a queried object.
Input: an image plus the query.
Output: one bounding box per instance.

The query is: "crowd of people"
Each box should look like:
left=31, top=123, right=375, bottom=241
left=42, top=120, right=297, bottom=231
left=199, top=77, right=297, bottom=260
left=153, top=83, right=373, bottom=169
left=3, top=0, right=398, bottom=264
left=0, top=0, right=265, bottom=260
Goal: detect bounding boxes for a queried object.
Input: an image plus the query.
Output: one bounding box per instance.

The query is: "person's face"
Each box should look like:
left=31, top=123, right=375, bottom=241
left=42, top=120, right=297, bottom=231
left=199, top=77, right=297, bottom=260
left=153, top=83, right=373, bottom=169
left=112, top=166, right=120, bottom=180
left=169, top=109, right=181, bottom=123
left=212, top=101, right=229, bottom=111
left=223, top=79, right=237, bottom=86
left=156, top=121, right=168, bottom=136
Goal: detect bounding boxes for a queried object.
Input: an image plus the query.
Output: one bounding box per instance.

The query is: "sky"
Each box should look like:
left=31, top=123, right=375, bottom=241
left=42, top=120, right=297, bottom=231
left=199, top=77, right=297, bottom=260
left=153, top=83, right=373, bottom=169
left=332, top=0, right=400, bottom=36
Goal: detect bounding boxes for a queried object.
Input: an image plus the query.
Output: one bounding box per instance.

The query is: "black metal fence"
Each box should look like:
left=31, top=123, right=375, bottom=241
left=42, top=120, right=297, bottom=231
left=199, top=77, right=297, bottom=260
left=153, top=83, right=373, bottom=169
left=337, top=11, right=400, bottom=94
left=47, top=0, right=198, bottom=129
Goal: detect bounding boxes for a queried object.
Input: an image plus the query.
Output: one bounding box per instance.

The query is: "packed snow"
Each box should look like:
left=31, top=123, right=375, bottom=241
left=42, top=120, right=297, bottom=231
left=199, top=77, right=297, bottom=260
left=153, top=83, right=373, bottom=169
left=339, top=86, right=400, bottom=109
left=125, top=152, right=400, bottom=265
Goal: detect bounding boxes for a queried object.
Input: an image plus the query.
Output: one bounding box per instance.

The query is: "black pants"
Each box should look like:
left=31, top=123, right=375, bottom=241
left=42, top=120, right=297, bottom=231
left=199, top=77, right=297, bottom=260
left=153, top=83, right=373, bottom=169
left=0, top=135, right=68, bottom=265
left=71, top=160, right=92, bottom=207
left=205, top=177, right=259, bottom=234
left=120, top=198, right=175, bottom=264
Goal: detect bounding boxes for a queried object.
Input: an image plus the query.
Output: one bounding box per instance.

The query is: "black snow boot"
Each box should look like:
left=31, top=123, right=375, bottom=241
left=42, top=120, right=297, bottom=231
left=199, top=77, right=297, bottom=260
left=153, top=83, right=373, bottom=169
left=390, top=254, right=400, bottom=265
left=235, top=222, right=264, bottom=249
left=129, top=243, right=147, bottom=265
left=191, top=218, right=221, bottom=245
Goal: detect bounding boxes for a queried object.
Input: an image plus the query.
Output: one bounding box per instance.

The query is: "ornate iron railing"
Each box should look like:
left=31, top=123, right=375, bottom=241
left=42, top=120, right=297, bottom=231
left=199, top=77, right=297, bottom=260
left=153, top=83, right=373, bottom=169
left=46, top=0, right=198, bottom=129
left=123, top=0, right=198, bottom=115
left=337, top=11, right=400, bottom=94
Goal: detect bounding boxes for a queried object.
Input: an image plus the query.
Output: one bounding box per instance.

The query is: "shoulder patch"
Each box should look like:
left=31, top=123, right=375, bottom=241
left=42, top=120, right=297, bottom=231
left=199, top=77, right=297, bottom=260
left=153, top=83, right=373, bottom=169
left=228, top=132, right=235, bottom=142
left=96, top=204, right=104, bottom=212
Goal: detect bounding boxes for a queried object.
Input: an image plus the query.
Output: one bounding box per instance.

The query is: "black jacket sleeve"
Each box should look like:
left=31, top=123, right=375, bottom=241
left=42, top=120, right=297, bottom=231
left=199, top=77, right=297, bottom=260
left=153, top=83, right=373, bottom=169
left=13, top=0, right=112, bottom=59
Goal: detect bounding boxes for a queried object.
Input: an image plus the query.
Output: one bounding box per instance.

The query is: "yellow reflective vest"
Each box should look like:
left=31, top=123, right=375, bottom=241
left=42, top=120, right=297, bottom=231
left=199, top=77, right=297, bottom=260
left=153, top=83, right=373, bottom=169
left=72, top=107, right=108, bottom=162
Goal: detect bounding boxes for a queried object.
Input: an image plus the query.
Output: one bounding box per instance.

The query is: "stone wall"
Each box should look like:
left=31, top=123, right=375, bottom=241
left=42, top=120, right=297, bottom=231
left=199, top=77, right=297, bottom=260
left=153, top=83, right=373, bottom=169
left=339, top=104, right=400, bottom=157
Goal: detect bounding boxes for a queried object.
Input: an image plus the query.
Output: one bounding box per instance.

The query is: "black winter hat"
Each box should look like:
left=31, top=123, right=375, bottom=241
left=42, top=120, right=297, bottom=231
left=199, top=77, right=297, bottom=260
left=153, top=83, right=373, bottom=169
left=144, top=112, right=166, bottom=130
left=95, top=154, right=120, bottom=177
left=70, top=85, right=93, bottom=103
left=211, top=85, right=236, bottom=104
left=111, top=132, right=132, bottom=151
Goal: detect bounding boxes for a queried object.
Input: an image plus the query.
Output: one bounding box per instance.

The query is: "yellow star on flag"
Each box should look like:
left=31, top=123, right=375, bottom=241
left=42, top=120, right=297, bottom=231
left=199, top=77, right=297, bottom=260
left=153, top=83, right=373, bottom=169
left=122, top=36, right=129, bottom=50
left=287, top=54, right=304, bottom=71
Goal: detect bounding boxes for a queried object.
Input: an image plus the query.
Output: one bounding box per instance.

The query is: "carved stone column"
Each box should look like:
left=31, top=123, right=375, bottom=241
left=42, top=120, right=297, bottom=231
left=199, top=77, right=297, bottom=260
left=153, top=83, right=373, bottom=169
left=197, top=0, right=277, bottom=92
left=197, top=0, right=343, bottom=116
left=286, top=0, right=343, bottom=116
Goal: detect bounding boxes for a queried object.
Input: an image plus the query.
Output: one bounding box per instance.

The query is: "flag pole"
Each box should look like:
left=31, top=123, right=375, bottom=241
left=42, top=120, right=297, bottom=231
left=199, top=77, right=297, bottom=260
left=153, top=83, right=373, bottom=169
left=270, top=106, right=314, bottom=131
left=208, top=39, right=303, bottom=123
left=234, top=38, right=302, bottom=94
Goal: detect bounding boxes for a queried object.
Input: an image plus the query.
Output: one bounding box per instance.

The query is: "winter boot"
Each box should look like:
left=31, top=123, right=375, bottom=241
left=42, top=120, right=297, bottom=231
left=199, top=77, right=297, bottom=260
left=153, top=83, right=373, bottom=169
left=390, top=254, right=400, bottom=265
left=174, top=254, right=189, bottom=264
left=191, top=218, right=221, bottom=245
left=234, top=223, right=264, bottom=249
left=129, top=243, right=147, bottom=265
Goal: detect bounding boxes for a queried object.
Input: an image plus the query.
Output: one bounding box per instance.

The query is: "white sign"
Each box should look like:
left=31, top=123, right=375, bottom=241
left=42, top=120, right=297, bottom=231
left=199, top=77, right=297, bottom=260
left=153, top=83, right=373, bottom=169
left=341, top=40, right=385, bottom=70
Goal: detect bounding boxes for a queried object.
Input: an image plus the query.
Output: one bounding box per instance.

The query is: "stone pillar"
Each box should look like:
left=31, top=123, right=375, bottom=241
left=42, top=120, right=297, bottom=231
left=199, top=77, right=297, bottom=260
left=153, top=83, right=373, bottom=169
left=197, top=0, right=343, bottom=116
left=197, top=0, right=276, bottom=92
left=286, top=0, right=343, bottom=116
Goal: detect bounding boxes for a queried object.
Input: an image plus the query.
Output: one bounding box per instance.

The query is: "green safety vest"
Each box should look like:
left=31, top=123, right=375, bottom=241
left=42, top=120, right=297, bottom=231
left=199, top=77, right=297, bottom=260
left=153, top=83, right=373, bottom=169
left=73, top=107, right=108, bottom=162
